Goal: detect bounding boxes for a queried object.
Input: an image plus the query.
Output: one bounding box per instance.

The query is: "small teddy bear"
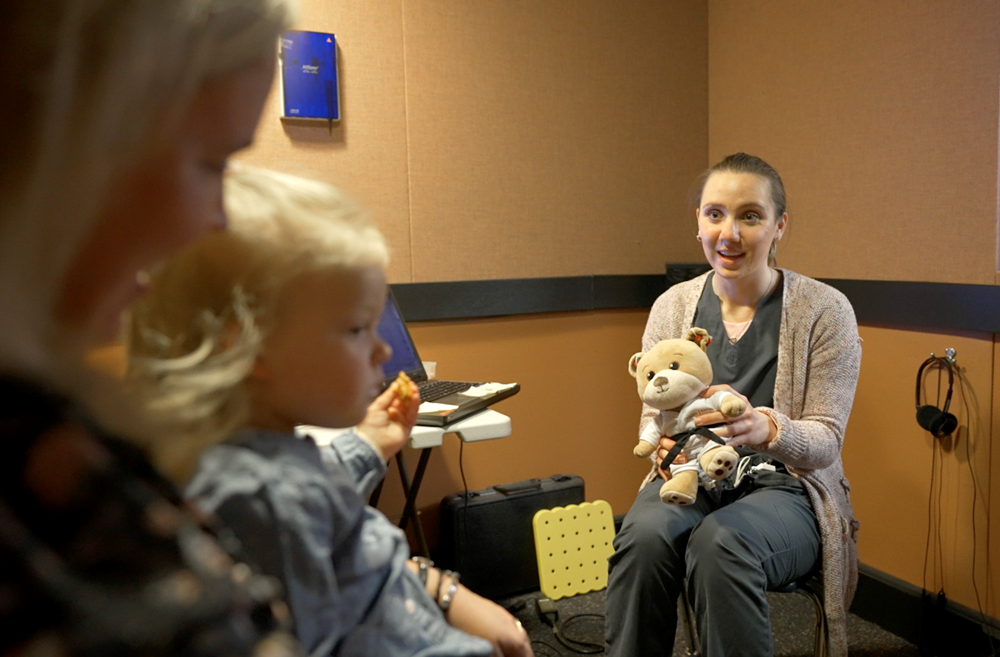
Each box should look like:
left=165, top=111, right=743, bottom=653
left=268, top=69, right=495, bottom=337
left=628, top=328, right=746, bottom=504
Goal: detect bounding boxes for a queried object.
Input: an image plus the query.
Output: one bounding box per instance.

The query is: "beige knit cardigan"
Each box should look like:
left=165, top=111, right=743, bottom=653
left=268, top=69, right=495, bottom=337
left=638, top=269, right=862, bottom=657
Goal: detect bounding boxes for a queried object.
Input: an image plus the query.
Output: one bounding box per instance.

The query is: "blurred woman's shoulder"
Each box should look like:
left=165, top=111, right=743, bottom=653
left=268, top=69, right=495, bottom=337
left=0, top=374, right=298, bottom=657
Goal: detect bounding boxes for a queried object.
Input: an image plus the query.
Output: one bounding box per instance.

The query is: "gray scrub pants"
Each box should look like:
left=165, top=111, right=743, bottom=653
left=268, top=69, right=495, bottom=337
left=605, top=472, right=821, bottom=657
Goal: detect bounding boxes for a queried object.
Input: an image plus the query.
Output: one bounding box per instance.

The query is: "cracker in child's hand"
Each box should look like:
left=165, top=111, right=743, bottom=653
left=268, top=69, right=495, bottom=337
left=392, top=371, right=412, bottom=402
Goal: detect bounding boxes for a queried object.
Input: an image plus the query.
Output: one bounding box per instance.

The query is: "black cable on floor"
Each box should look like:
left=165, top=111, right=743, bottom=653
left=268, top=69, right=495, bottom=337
left=536, top=597, right=604, bottom=654
left=531, top=639, right=564, bottom=657
left=555, top=613, right=604, bottom=654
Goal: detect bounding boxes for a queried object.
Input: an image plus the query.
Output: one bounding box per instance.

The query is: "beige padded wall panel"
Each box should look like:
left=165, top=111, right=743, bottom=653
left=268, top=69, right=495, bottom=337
left=846, top=326, right=997, bottom=618
left=238, top=0, right=414, bottom=283
left=707, top=0, right=1000, bottom=285
left=402, top=1, right=708, bottom=282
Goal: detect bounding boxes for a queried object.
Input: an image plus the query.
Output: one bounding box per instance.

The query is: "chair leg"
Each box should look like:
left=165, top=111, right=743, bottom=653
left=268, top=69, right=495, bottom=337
left=794, top=583, right=828, bottom=657
left=679, top=586, right=702, bottom=657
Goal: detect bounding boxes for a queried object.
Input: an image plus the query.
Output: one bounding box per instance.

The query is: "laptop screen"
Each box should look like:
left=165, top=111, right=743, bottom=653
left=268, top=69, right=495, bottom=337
left=376, top=288, right=427, bottom=383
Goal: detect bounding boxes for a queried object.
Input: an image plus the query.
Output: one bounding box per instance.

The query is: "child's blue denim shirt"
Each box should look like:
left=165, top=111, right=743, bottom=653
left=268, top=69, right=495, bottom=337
left=186, top=428, right=493, bottom=657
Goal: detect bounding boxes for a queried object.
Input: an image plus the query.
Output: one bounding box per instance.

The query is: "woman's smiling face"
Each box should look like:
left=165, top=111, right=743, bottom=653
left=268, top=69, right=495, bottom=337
left=696, top=171, right=786, bottom=284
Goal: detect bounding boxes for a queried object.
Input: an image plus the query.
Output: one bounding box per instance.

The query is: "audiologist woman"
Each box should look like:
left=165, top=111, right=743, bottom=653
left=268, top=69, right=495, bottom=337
left=604, top=153, right=862, bottom=657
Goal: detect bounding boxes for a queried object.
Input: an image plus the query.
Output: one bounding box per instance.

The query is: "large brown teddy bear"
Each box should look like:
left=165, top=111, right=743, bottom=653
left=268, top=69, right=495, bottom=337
left=629, top=328, right=746, bottom=504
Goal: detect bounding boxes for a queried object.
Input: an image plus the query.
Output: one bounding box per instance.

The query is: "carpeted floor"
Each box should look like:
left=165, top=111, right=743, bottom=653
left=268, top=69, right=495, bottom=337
left=498, top=587, right=921, bottom=657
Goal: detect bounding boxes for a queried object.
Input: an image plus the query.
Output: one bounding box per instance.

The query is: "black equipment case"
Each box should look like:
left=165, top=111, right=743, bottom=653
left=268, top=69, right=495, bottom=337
left=437, top=474, right=585, bottom=600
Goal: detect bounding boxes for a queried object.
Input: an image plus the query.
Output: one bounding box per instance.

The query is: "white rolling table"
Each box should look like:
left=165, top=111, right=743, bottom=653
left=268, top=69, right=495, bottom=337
left=299, top=409, right=511, bottom=556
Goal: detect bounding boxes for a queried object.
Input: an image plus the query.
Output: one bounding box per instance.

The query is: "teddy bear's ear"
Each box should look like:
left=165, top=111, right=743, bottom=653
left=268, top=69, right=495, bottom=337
left=628, top=352, right=644, bottom=376
left=686, top=327, right=713, bottom=352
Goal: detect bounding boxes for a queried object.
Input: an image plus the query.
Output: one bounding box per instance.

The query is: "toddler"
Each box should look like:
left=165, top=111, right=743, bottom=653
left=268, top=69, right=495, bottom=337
left=127, top=166, right=532, bottom=657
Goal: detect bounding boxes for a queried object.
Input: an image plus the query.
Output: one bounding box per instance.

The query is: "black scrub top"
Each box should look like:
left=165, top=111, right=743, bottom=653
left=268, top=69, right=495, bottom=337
left=692, top=272, right=783, bottom=409
left=693, top=272, right=793, bottom=488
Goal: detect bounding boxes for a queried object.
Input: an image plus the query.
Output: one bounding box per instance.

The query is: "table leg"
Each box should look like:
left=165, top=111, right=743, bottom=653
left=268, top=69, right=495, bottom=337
left=368, top=477, right=385, bottom=507
left=396, top=449, right=432, bottom=557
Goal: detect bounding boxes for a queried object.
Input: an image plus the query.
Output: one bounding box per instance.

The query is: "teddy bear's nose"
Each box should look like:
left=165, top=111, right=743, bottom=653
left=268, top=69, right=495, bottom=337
left=652, top=375, right=670, bottom=389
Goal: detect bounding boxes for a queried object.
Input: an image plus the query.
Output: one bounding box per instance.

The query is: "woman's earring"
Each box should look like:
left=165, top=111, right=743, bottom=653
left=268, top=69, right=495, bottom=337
left=695, top=233, right=702, bottom=243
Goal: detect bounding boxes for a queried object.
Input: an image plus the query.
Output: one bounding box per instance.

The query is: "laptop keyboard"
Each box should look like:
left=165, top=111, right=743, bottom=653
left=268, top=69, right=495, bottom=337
left=418, top=379, right=478, bottom=402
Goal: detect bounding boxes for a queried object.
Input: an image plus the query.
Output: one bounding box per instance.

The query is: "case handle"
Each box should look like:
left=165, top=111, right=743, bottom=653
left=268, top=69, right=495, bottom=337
left=495, top=479, right=543, bottom=495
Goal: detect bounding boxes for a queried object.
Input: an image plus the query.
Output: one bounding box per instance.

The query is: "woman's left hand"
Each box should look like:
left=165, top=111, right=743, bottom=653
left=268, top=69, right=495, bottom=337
left=693, top=384, right=777, bottom=448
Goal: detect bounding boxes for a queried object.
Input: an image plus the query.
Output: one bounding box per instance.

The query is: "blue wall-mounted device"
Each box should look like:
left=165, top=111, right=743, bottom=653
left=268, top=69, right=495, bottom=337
left=280, top=30, right=340, bottom=121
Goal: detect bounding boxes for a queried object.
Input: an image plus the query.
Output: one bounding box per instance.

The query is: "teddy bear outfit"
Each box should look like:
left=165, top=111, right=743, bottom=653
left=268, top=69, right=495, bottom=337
left=605, top=269, right=861, bottom=657
left=639, top=391, right=737, bottom=487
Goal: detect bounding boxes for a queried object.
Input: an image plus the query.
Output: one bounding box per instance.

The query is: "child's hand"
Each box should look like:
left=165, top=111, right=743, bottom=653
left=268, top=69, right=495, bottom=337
left=403, top=561, right=533, bottom=656
left=357, top=374, right=420, bottom=461
left=444, top=585, right=533, bottom=657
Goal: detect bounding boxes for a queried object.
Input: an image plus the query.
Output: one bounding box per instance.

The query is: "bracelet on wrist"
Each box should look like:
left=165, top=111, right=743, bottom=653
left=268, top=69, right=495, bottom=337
left=411, top=556, right=433, bottom=587
left=437, top=569, right=460, bottom=613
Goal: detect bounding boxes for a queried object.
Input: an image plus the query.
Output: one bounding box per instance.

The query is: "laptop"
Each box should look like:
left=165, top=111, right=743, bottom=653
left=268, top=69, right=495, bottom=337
left=377, top=286, right=520, bottom=427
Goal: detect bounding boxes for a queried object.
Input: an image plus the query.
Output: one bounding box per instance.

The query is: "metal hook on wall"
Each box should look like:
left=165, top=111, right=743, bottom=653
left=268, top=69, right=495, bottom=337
left=928, top=348, right=957, bottom=365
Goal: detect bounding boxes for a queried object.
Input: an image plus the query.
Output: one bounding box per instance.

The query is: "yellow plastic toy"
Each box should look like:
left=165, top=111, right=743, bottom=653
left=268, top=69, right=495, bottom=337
left=532, top=500, right=615, bottom=600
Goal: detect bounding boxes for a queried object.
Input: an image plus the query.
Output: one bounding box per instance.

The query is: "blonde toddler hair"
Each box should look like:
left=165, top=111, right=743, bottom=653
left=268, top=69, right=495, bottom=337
left=127, top=165, right=389, bottom=480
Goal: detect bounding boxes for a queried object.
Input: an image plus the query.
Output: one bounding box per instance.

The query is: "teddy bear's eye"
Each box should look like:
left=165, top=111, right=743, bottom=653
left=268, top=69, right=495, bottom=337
left=669, top=362, right=680, bottom=370
left=646, top=371, right=655, bottom=381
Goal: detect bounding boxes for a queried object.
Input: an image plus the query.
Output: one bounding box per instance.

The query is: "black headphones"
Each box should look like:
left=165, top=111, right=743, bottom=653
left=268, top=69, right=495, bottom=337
left=915, top=354, right=958, bottom=438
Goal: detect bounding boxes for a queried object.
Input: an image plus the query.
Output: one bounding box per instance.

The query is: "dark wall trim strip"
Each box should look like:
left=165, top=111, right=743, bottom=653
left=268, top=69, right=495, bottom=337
left=392, top=275, right=667, bottom=321
left=391, top=274, right=1000, bottom=333
left=852, top=563, right=999, bottom=655
left=822, top=278, right=1000, bottom=334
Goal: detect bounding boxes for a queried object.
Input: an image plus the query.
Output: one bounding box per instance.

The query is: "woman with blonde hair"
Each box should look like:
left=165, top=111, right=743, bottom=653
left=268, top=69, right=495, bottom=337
left=0, top=1, right=299, bottom=655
